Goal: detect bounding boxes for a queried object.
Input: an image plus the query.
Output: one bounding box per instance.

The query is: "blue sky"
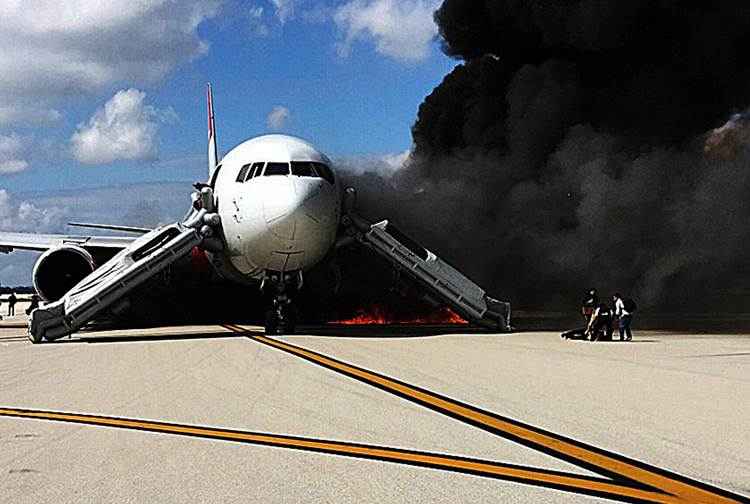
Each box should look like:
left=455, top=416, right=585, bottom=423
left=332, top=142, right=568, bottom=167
left=0, top=0, right=454, bottom=284
left=1, top=0, right=455, bottom=193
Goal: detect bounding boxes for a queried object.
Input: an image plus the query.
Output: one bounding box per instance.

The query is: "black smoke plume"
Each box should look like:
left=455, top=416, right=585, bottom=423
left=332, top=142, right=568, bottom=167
left=340, top=1, right=750, bottom=312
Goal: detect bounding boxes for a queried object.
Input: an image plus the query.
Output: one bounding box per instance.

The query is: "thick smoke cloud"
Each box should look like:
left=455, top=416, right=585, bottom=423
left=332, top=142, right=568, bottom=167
left=343, top=1, right=750, bottom=312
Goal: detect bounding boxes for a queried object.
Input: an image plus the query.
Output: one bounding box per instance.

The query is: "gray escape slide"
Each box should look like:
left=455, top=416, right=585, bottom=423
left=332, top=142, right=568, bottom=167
left=28, top=190, right=221, bottom=343
left=344, top=213, right=511, bottom=331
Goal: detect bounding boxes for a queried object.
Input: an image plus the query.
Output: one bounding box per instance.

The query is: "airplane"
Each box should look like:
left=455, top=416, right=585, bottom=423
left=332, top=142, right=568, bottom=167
left=0, top=85, right=511, bottom=343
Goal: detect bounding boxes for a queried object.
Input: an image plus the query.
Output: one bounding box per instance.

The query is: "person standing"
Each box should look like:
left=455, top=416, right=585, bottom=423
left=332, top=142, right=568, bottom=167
left=7, top=292, right=17, bottom=316
left=26, top=294, right=40, bottom=315
left=613, top=293, right=633, bottom=341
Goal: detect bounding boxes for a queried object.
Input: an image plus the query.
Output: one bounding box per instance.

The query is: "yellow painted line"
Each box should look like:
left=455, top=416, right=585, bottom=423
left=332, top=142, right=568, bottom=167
left=226, top=325, right=743, bottom=503
left=0, top=406, right=665, bottom=502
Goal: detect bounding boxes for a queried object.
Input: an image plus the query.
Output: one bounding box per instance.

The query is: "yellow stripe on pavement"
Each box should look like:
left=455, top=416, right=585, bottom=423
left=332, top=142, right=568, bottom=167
left=0, top=406, right=666, bottom=503
left=225, top=324, right=742, bottom=503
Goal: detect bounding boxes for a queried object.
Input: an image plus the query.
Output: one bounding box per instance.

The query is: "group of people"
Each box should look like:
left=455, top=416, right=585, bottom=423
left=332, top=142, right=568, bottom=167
left=562, top=289, right=635, bottom=342
left=0, top=293, right=42, bottom=319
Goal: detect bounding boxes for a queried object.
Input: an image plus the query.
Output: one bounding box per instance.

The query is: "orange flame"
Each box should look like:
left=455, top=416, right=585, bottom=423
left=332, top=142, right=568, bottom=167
left=330, top=305, right=468, bottom=325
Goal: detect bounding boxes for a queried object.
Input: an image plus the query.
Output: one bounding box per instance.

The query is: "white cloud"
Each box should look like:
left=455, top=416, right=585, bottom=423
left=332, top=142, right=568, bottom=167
left=334, top=0, right=440, bottom=62
left=299, top=4, right=330, bottom=24
left=71, top=89, right=174, bottom=165
left=0, top=160, right=27, bottom=174
left=248, top=6, right=270, bottom=36
left=0, top=189, right=67, bottom=233
left=267, top=105, right=291, bottom=130
left=0, top=1, right=219, bottom=126
left=16, top=201, right=67, bottom=231
left=0, top=134, right=29, bottom=174
left=0, top=106, right=61, bottom=126
left=271, top=0, right=296, bottom=23
left=263, top=0, right=330, bottom=26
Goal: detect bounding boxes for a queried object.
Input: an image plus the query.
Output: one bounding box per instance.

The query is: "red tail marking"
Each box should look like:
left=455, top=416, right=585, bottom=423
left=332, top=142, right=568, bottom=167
left=207, top=84, right=214, bottom=141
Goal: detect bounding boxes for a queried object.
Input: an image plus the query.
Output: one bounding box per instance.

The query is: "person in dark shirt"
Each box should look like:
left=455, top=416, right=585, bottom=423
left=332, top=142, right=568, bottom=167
left=586, top=302, right=614, bottom=341
left=563, top=289, right=600, bottom=340
left=26, top=295, right=40, bottom=315
left=581, top=289, right=599, bottom=324
left=7, top=292, right=17, bottom=316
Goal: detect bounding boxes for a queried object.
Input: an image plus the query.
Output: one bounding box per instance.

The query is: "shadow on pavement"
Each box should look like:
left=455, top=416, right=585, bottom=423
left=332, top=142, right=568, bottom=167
left=515, top=312, right=750, bottom=334
left=59, top=331, right=243, bottom=344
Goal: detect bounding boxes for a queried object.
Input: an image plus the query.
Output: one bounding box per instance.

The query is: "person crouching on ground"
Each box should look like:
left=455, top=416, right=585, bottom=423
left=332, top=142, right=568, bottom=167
left=613, top=293, right=633, bottom=341
left=586, top=302, right=613, bottom=341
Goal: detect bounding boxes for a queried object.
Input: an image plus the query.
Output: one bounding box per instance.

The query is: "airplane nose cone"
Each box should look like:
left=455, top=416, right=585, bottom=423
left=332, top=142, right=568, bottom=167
left=263, top=177, right=322, bottom=240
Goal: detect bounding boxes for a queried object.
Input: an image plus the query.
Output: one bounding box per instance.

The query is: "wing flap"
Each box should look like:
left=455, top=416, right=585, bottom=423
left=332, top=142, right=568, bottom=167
left=0, top=232, right=136, bottom=253
left=67, top=222, right=151, bottom=234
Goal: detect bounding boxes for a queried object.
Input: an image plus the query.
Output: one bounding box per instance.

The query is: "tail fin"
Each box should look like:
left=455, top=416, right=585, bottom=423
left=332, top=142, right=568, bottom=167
left=207, top=83, right=218, bottom=176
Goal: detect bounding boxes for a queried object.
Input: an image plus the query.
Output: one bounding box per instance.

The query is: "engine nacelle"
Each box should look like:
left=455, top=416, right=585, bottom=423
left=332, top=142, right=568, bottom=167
left=33, top=246, right=96, bottom=301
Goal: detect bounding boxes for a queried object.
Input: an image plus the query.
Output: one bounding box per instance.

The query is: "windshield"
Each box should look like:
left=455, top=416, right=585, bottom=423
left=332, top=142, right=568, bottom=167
left=263, top=162, right=289, bottom=176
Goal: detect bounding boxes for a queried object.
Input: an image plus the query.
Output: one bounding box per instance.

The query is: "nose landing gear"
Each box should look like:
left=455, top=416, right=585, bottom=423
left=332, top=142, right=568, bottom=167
left=262, top=271, right=301, bottom=335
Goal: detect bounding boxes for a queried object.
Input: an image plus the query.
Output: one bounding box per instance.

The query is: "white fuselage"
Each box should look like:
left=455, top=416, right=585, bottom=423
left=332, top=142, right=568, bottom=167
left=212, top=135, right=341, bottom=280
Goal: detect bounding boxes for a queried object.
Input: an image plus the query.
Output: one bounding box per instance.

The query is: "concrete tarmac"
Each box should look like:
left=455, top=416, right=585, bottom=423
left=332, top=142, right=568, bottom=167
left=0, top=319, right=747, bottom=503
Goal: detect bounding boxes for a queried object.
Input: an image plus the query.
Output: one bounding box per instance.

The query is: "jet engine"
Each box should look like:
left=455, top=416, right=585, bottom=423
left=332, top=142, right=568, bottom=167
left=32, top=246, right=96, bottom=301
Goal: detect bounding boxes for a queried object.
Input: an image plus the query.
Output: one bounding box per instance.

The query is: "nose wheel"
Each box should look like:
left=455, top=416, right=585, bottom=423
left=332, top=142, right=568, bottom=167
left=264, top=297, right=297, bottom=335
left=263, top=272, right=301, bottom=335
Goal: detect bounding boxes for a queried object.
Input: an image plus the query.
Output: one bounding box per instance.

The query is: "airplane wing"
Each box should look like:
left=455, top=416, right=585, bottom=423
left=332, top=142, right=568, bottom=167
left=0, top=231, right=136, bottom=253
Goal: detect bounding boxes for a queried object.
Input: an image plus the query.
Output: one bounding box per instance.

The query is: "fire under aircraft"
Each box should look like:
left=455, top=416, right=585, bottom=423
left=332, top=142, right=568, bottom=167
left=0, top=85, right=510, bottom=343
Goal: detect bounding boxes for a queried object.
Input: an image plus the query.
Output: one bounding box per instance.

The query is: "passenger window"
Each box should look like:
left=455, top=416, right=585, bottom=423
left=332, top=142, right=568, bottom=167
left=291, top=162, right=316, bottom=177
left=264, top=162, right=290, bottom=176
left=313, top=163, right=335, bottom=185
left=249, top=162, right=264, bottom=179
left=236, top=163, right=252, bottom=182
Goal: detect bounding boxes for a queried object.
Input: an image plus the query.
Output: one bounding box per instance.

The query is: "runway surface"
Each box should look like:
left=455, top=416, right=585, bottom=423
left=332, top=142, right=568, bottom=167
left=0, top=318, right=747, bottom=502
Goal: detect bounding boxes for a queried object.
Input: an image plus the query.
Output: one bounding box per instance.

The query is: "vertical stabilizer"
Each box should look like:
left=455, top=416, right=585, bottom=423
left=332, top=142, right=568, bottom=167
left=207, top=83, right=218, bottom=176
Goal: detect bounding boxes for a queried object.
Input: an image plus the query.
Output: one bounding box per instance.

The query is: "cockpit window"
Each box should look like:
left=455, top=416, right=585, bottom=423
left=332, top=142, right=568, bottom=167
left=263, top=162, right=289, bottom=176
left=249, top=162, right=264, bottom=180
left=236, top=161, right=330, bottom=181
left=289, top=161, right=334, bottom=184
left=291, top=161, right=317, bottom=177
left=313, top=162, right=335, bottom=185
left=236, top=163, right=252, bottom=182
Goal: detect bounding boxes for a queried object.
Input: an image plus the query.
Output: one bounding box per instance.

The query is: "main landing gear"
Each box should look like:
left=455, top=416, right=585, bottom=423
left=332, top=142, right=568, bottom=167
left=262, top=271, right=301, bottom=335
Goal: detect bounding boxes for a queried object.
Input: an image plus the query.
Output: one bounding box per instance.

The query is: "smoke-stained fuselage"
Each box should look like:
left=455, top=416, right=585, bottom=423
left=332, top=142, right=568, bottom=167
left=212, top=134, right=341, bottom=281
